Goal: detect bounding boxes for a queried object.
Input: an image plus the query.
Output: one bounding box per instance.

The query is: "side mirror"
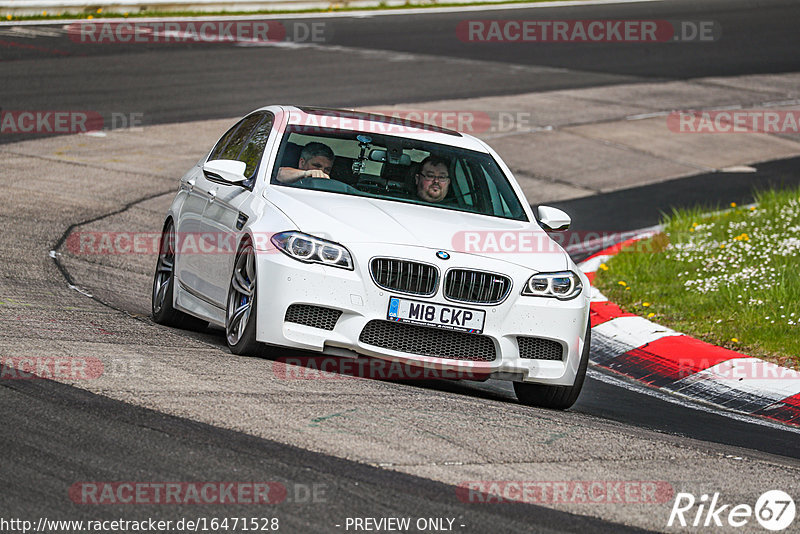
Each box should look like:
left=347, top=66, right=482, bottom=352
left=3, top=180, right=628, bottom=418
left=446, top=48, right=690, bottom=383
left=537, top=205, right=571, bottom=231
left=203, top=159, right=247, bottom=185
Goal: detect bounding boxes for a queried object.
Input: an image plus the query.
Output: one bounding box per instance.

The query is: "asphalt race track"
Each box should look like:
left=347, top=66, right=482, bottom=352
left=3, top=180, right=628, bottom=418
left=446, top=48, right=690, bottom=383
left=2, top=0, right=800, bottom=532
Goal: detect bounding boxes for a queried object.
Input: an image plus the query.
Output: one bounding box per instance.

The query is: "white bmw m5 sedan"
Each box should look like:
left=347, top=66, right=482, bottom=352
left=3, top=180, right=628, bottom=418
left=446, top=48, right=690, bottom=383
left=152, top=105, right=591, bottom=409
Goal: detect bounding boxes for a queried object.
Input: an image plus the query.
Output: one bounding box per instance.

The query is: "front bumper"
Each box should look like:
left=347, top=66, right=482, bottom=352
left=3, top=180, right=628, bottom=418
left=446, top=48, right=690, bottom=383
left=255, top=243, right=590, bottom=385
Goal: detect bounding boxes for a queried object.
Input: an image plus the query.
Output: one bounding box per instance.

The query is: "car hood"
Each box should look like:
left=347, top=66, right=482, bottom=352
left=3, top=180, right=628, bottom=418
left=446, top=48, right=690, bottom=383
left=265, top=187, right=569, bottom=272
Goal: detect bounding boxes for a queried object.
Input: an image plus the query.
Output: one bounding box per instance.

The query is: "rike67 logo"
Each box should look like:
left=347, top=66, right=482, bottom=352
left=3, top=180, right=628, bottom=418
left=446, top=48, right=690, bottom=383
left=668, top=490, right=795, bottom=531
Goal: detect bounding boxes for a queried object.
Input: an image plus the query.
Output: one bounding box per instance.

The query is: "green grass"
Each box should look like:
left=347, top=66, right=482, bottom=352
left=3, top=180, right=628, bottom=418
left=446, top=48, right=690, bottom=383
left=594, top=187, right=800, bottom=370
left=2, top=0, right=570, bottom=21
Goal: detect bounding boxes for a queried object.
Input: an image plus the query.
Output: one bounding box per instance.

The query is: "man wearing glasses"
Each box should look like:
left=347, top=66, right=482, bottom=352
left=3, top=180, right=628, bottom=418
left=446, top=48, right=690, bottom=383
left=415, top=155, right=452, bottom=203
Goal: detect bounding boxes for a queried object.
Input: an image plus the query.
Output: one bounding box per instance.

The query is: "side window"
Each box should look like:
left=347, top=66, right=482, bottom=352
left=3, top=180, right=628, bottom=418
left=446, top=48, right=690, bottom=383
left=217, top=113, right=265, bottom=161
left=483, top=166, right=513, bottom=218
left=238, top=114, right=274, bottom=178
left=207, top=112, right=274, bottom=180
left=453, top=159, right=477, bottom=207
left=208, top=120, right=245, bottom=161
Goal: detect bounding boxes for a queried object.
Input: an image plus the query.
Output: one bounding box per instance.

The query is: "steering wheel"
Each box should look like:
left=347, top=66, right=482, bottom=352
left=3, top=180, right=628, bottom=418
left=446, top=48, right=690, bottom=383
left=294, top=176, right=360, bottom=194
left=294, top=176, right=333, bottom=187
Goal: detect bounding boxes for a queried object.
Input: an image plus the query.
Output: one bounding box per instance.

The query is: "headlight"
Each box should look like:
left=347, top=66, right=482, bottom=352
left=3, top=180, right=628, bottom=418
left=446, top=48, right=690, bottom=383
left=271, top=231, right=354, bottom=270
left=521, top=271, right=582, bottom=300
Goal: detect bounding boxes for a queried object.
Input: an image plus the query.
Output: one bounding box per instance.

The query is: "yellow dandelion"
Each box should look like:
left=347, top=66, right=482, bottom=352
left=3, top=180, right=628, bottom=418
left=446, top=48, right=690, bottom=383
left=599, top=263, right=609, bottom=271
left=730, top=202, right=737, bottom=207
left=6, top=14, right=12, bottom=20
left=720, top=244, right=726, bottom=248
left=625, top=287, right=631, bottom=291
left=689, top=228, right=695, bottom=232
left=618, top=281, right=627, bottom=286
left=642, top=302, right=651, bottom=307
left=124, top=11, right=129, bottom=16
left=42, top=10, right=47, bottom=15
left=731, top=338, right=739, bottom=343
left=87, top=14, right=93, bottom=19
left=750, top=207, right=756, bottom=211
left=96, top=7, right=103, bottom=12
left=647, top=312, right=655, bottom=318
left=692, top=222, right=699, bottom=227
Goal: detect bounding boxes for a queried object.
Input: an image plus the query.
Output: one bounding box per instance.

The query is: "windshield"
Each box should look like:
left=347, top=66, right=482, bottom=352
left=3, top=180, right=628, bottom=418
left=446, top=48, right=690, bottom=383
left=270, top=126, right=528, bottom=222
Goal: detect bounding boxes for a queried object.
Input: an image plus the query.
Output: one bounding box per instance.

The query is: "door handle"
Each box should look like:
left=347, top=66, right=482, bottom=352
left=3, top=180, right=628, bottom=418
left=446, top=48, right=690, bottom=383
left=184, top=178, right=196, bottom=191
left=208, top=189, right=217, bottom=202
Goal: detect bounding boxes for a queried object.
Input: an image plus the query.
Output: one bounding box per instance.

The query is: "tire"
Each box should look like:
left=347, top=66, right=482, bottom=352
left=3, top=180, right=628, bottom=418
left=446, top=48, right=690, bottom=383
left=151, top=220, right=208, bottom=330
left=225, top=240, right=261, bottom=356
left=513, top=320, right=591, bottom=410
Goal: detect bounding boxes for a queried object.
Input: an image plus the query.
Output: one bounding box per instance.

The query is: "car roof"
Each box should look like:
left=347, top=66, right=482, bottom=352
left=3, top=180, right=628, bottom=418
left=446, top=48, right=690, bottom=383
left=267, top=105, right=491, bottom=153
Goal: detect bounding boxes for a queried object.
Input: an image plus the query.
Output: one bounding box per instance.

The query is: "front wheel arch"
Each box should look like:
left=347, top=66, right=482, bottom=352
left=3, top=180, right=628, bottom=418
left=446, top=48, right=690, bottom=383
left=513, top=320, right=591, bottom=410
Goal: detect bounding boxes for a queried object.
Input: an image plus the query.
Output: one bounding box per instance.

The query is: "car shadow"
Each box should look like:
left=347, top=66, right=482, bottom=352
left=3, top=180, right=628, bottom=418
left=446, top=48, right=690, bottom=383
left=183, top=323, right=519, bottom=405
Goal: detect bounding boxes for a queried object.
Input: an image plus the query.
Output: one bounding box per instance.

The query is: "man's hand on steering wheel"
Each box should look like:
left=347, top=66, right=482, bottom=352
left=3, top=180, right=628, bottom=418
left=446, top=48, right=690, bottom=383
left=303, top=169, right=330, bottom=179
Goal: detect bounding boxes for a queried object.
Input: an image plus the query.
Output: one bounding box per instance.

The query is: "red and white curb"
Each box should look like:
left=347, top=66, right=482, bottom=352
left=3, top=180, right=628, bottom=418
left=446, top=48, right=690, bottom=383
left=578, top=233, right=800, bottom=428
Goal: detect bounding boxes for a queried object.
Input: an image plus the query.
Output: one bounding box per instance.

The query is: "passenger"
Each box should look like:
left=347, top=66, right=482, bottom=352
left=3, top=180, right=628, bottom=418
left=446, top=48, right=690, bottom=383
left=415, top=155, right=452, bottom=203
left=276, top=142, right=334, bottom=183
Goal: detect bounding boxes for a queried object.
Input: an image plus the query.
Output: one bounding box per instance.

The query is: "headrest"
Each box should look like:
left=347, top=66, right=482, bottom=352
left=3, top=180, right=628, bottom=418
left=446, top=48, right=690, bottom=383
left=280, top=142, right=303, bottom=168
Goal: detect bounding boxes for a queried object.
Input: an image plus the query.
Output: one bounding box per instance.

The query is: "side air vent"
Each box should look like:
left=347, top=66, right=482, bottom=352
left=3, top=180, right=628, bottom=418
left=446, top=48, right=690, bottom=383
left=285, top=304, right=342, bottom=331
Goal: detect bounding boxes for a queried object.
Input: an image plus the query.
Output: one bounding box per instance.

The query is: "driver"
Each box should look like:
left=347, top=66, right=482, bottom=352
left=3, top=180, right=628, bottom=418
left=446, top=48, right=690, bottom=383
left=415, top=155, right=452, bottom=203
left=276, top=142, right=334, bottom=183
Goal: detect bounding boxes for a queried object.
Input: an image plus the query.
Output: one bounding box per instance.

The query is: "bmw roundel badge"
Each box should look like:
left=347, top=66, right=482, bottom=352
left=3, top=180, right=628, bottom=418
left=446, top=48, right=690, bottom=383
left=436, top=251, right=450, bottom=260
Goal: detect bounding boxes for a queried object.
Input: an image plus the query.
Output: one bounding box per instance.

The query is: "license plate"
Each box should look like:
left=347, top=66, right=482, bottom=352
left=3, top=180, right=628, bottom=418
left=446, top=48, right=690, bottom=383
left=387, top=296, right=485, bottom=334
